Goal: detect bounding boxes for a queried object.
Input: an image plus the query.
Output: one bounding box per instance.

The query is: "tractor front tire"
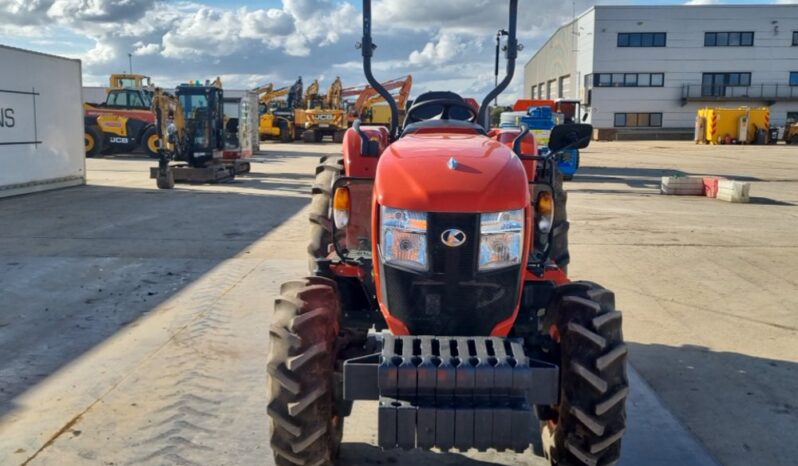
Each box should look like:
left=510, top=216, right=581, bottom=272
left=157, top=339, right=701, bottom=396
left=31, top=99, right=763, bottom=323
left=302, top=130, right=316, bottom=143
left=307, top=155, right=343, bottom=272
left=267, top=277, right=342, bottom=466
left=541, top=281, right=628, bottom=466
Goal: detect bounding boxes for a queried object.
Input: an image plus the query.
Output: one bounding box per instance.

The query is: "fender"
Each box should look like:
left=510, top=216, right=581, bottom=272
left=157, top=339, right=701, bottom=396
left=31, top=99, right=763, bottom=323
left=341, top=126, right=389, bottom=177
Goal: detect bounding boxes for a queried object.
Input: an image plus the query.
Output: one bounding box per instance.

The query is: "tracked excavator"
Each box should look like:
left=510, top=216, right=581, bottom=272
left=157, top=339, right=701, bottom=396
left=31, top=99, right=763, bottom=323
left=150, top=78, right=239, bottom=189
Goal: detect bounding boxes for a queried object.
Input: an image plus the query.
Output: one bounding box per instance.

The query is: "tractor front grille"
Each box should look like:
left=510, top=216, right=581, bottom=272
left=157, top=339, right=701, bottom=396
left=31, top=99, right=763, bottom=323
left=382, top=212, right=522, bottom=335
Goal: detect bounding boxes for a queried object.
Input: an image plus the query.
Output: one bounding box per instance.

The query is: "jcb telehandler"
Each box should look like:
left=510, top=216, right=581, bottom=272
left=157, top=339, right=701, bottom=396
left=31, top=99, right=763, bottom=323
left=84, top=86, right=159, bottom=158
left=266, top=1, right=628, bottom=465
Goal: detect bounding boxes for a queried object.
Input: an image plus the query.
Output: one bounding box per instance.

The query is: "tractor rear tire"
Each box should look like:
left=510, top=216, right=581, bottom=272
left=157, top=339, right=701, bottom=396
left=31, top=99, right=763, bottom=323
left=85, top=126, right=103, bottom=158
left=540, top=281, right=628, bottom=466
left=267, top=277, right=342, bottom=466
left=790, top=134, right=798, bottom=145
left=142, top=127, right=160, bottom=158
left=551, top=168, right=570, bottom=273
left=308, top=155, right=343, bottom=272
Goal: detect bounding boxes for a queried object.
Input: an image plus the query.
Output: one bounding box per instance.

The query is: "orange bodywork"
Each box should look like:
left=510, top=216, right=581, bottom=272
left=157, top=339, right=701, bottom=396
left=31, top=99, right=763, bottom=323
left=512, top=99, right=555, bottom=112
left=84, top=105, right=155, bottom=124
left=339, top=123, right=566, bottom=337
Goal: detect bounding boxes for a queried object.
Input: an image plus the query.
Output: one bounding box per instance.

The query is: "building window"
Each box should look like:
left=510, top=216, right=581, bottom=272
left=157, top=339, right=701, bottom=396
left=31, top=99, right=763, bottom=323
left=546, top=79, right=555, bottom=99
left=593, top=73, right=665, bottom=87
left=538, top=82, right=544, bottom=99
left=614, top=112, right=663, bottom=128
left=704, top=31, right=754, bottom=47
left=618, top=32, right=666, bottom=47
left=531, top=85, right=536, bottom=98
left=558, top=75, right=570, bottom=98
left=790, top=72, right=798, bottom=86
left=793, top=31, right=798, bottom=45
left=701, top=72, right=751, bottom=96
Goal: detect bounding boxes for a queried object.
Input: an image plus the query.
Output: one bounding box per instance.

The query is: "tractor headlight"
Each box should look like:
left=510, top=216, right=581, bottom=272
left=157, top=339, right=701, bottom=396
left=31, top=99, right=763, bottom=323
left=479, top=209, right=524, bottom=270
left=380, top=206, right=428, bottom=271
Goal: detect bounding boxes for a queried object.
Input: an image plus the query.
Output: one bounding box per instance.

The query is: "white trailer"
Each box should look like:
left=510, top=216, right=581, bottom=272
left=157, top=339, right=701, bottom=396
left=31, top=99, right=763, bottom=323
left=1, top=45, right=84, bottom=198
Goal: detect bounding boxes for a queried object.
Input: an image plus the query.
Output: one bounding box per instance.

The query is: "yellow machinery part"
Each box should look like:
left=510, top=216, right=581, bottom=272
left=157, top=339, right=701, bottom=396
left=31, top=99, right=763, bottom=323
left=304, top=109, right=345, bottom=129
left=259, top=113, right=282, bottom=138
left=146, top=131, right=159, bottom=153
left=97, top=114, right=129, bottom=137
left=85, top=131, right=96, bottom=152
left=697, top=107, right=769, bottom=144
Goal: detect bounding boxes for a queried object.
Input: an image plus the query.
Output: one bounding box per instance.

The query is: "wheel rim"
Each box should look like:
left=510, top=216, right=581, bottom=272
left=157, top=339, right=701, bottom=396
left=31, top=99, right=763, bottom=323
left=85, top=134, right=94, bottom=152
left=147, top=134, right=159, bottom=153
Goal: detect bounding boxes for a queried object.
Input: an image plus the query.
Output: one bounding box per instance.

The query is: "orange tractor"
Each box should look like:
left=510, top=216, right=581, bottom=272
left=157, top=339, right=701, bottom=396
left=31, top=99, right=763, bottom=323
left=266, top=1, right=628, bottom=465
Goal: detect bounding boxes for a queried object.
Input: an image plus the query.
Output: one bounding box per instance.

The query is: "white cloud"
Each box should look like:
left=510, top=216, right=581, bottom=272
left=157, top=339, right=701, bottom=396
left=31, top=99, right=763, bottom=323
left=408, top=33, right=466, bottom=66
left=0, top=0, right=598, bottom=103
left=133, top=42, right=160, bottom=56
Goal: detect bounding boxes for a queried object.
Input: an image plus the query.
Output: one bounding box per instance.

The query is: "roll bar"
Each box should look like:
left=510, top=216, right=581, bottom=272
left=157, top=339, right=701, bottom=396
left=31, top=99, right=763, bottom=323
left=360, top=0, right=518, bottom=137
left=478, top=0, right=518, bottom=130
left=360, top=0, right=400, bottom=140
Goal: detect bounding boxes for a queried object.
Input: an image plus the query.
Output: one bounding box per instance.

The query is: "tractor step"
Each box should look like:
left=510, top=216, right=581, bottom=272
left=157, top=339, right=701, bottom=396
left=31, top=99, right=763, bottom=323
left=343, top=335, right=558, bottom=452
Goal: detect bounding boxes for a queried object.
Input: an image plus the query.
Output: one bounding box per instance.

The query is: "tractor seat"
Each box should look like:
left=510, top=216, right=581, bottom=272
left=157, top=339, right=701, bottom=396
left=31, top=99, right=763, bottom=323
left=401, top=91, right=483, bottom=136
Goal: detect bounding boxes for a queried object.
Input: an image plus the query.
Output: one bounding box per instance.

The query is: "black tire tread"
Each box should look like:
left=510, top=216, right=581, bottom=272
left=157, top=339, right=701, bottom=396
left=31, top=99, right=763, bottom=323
left=541, top=281, right=628, bottom=466
left=268, top=277, right=341, bottom=466
left=307, top=156, right=343, bottom=272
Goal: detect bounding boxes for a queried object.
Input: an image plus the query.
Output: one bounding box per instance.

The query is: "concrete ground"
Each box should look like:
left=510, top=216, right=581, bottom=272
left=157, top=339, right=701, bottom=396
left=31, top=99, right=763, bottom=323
left=0, top=140, right=796, bottom=466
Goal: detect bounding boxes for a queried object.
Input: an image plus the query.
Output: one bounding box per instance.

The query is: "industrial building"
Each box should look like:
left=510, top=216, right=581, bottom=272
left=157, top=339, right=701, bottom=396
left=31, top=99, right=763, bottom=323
left=523, top=4, right=798, bottom=136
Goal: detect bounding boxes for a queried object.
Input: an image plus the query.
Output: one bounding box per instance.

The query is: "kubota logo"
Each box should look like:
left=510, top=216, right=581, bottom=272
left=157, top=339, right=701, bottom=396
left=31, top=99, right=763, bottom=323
left=441, top=229, right=466, bottom=247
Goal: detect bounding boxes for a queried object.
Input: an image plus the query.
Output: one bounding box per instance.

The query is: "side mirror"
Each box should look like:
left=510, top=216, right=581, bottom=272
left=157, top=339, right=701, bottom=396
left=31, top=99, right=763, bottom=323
left=582, top=113, right=589, bottom=122
left=548, top=123, right=592, bottom=153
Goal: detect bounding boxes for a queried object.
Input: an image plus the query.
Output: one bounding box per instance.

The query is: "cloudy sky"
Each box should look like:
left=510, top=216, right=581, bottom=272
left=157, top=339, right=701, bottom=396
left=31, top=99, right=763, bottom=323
left=0, top=0, right=794, bottom=103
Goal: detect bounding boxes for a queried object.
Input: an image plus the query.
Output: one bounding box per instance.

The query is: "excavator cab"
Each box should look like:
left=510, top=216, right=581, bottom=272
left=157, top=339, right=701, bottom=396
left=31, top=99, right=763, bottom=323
left=175, top=83, right=224, bottom=165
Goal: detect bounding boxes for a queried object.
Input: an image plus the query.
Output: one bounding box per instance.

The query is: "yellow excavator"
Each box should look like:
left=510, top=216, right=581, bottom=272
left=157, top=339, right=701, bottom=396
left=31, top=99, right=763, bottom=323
left=256, top=77, right=304, bottom=142
left=297, top=76, right=347, bottom=143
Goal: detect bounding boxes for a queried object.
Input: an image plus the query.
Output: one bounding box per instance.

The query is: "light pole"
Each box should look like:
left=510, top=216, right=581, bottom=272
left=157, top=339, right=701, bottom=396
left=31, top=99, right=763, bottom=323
left=128, top=53, right=133, bottom=74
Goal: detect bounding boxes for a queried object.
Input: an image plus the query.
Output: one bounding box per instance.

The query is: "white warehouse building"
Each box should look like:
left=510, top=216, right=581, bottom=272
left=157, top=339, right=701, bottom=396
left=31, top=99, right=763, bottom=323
left=523, top=4, right=798, bottom=137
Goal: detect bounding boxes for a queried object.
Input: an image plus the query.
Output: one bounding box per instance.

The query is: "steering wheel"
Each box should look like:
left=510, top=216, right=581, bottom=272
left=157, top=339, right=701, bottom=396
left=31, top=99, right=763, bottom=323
left=404, top=98, right=478, bottom=125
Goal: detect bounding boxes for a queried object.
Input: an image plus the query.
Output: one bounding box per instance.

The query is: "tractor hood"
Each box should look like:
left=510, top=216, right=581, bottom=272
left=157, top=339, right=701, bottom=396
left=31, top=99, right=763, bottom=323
left=374, top=132, right=530, bottom=212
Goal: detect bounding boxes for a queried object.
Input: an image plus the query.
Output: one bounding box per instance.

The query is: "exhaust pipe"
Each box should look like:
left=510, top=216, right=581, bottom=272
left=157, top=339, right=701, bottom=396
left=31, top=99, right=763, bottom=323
left=478, top=0, right=518, bottom=130
left=361, top=0, right=399, bottom=140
